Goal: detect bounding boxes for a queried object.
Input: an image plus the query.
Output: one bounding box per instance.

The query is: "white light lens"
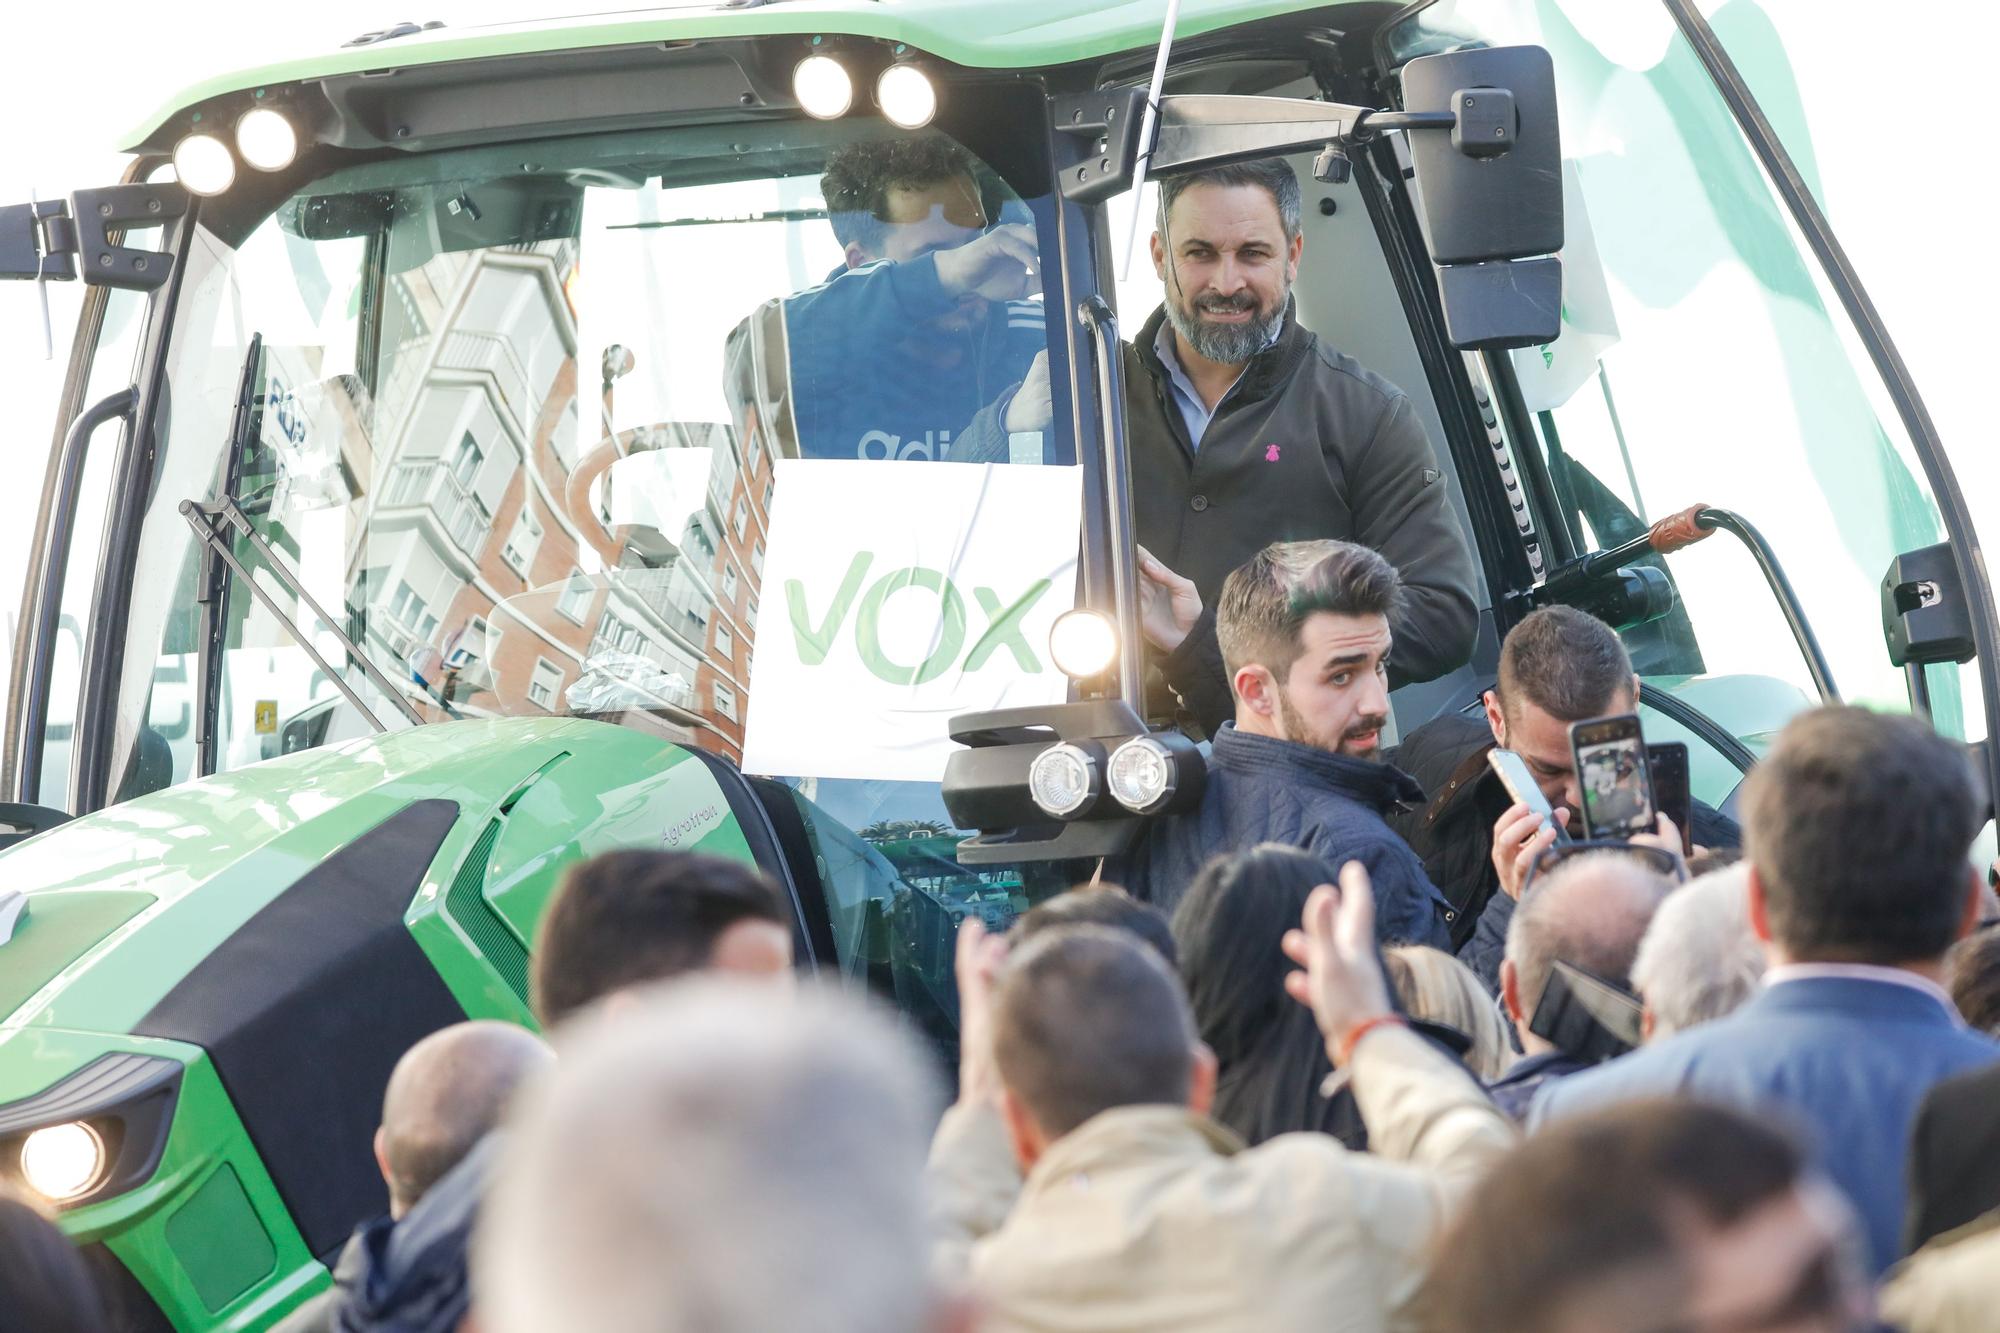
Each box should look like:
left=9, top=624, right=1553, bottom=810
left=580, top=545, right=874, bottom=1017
left=20, top=1122, right=107, bottom=1202
left=1048, top=610, right=1118, bottom=679
left=876, top=64, right=937, bottom=129
left=172, top=133, right=237, bottom=197
left=1028, top=743, right=1099, bottom=820
left=793, top=55, right=854, bottom=119
left=235, top=107, right=299, bottom=172
left=1108, top=735, right=1177, bottom=815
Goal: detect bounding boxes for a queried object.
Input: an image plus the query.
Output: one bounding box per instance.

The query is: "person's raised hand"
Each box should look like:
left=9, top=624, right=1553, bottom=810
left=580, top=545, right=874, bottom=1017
left=1136, top=545, right=1202, bottom=653
left=1492, top=802, right=1568, bottom=900
left=1003, top=349, right=1052, bottom=432
left=1280, top=862, right=1395, bottom=1064
left=1628, top=813, right=1688, bottom=880
left=933, top=223, right=1039, bottom=303
left=954, top=917, right=1012, bottom=1108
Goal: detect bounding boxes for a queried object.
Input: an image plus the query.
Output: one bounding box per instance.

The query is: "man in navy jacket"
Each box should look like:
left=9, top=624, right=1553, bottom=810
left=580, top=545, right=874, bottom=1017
left=1120, top=539, right=1453, bottom=947
left=778, top=138, right=1050, bottom=466
left=1531, top=706, right=2000, bottom=1277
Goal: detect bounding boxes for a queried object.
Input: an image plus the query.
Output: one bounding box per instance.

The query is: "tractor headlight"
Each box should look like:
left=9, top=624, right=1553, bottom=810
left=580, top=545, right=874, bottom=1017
left=876, top=64, right=937, bottom=129
left=1107, top=731, right=1205, bottom=816
left=235, top=107, right=299, bottom=172
left=172, top=133, right=237, bottom=196
left=1048, top=610, right=1117, bottom=680
left=1027, top=742, right=1101, bottom=820
left=20, top=1122, right=107, bottom=1202
left=793, top=55, right=854, bottom=119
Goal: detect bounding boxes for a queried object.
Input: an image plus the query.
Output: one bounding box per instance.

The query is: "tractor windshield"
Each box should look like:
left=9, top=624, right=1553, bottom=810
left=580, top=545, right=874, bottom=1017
left=83, top=107, right=1093, bottom=998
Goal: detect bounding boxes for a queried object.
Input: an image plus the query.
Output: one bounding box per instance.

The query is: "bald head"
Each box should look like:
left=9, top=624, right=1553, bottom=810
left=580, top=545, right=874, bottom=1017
left=379, top=1021, right=553, bottom=1217
left=1503, top=853, right=1674, bottom=1050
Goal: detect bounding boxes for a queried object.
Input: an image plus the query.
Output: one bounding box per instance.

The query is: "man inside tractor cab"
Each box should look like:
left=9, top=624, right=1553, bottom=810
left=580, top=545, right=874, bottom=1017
left=772, top=137, right=1053, bottom=464
left=1130, top=158, right=1479, bottom=734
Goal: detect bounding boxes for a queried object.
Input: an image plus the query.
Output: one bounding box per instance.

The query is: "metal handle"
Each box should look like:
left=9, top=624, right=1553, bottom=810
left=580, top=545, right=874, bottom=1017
left=1077, top=297, right=1147, bottom=710
left=12, top=387, right=136, bottom=805
left=1694, top=507, right=1839, bottom=702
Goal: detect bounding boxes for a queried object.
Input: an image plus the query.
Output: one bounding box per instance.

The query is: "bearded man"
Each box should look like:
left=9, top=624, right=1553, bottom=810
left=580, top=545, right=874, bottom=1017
left=1118, top=540, right=1455, bottom=949
left=1127, top=159, right=1479, bottom=737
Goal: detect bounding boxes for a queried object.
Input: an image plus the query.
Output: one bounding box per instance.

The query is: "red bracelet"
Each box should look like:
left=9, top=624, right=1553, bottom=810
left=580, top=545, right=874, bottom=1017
left=1334, top=1014, right=1408, bottom=1067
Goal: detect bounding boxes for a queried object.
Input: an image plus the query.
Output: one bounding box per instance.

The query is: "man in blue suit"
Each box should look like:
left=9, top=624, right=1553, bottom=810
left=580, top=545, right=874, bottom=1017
left=1531, top=706, right=1999, bottom=1277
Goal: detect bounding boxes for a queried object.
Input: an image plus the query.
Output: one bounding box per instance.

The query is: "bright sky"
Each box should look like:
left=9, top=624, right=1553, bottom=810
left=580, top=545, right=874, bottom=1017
left=1, top=0, right=1993, bottom=699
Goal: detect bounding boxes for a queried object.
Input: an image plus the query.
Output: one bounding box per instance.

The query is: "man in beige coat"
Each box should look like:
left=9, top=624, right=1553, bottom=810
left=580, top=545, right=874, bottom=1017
left=928, top=862, right=1516, bottom=1332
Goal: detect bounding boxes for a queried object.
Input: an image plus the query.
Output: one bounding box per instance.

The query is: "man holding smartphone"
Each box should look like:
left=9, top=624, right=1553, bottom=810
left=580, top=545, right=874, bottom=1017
left=1385, top=607, right=1739, bottom=989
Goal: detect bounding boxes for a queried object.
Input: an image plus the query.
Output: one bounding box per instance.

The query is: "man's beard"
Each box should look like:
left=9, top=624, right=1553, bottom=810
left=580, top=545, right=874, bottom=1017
left=1278, top=691, right=1387, bottom=761
left=1164, top=282, right=1288, bottom=365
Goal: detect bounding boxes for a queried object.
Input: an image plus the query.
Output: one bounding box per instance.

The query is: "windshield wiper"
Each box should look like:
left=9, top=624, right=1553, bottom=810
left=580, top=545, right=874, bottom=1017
left=181, top=495, right=426, bottom=737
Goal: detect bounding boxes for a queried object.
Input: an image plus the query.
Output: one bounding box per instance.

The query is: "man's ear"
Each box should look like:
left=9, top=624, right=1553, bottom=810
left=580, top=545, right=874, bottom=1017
left=1482, top=690, right=1507, bottom=746
left=1746, top=864, right=1775, bottom=946
left=1286, top=227, right=1304, bottom=280
left=373, top=1124, right=394, bottom=1200
left=1641, top=1007, right=1657, bottom=1043
left=1499, top=959, right=1525, bottom=1027
left=1233, top=664, right=1279, bottom=716
left=1187, top=1042, right=1219, bottom=1117
left=843, top=240, right=874, bottom=271
left=1150, top=228, right=1167, bottom=281
left=997, top=1086, right=1045, bottom=1173
left=1957, top=864, right=1985, bottom=941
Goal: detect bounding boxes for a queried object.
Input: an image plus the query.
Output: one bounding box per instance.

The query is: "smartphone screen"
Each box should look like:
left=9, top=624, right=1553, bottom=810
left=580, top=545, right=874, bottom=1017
left=1646, top=742, right=1692, bottom=856
left=1487, top=748, right=1570, bottom=843
left=1570, top=715, right=1657, bottom=840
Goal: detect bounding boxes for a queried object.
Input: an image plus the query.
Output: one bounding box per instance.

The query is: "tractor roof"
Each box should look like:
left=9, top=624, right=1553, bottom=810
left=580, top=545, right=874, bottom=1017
left=126, top=0, right=1331, bottom=150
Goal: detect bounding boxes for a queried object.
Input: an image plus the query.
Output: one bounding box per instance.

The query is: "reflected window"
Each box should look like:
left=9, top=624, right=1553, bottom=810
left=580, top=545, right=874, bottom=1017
left=529, top=659, right=563, bottom=710
left=713, top=681, right=738, bottom=722
left=715, top=622, right=734, bottom=662
left=556, top=571, right=593, bottom=624
left=502, top=506, right=542, bottom=578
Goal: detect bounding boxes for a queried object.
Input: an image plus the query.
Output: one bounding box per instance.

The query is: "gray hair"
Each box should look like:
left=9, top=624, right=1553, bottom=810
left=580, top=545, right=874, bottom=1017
left=475, top=978, right=943, bottom=1333
left=1630, top=865, right=1766, bottom=1040
left=1505, top=852, right=1675, bottom=1017
left=1158, top=158, right=1303, bottom=242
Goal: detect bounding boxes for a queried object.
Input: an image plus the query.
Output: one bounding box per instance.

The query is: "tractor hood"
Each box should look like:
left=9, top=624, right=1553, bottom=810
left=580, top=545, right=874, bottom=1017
left=0, top=716, right=604, bottom=1035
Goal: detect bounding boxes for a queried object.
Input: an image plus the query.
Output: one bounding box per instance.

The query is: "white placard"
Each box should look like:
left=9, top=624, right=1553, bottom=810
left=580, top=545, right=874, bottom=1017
left=741, top=460, right=1083, bottom=782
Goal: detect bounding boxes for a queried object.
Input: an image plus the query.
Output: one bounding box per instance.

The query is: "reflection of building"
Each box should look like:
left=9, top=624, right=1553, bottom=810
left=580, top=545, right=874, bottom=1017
left=340, top=240, right=757, bottom=760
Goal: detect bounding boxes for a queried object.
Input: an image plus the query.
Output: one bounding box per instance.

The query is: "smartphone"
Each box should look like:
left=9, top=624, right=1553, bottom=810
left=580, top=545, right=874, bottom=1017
left=1646, top=742, right=1692, bottom=856
left=1569, top=713, right=1657, bottom=841
left=1487, top=748, right=1571, bottom=844
left=1528, top=960, right=1644, bottom=1062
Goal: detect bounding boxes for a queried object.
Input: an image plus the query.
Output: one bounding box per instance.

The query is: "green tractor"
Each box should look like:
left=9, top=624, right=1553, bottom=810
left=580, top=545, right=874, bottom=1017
left=1, top=0, right=1991, bottom=1328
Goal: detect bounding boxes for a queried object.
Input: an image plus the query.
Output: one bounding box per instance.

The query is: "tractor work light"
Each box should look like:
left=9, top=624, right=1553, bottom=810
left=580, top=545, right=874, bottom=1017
left=172, top=133, right=236, bottom=196
left=1027, top=742, right=1101, bottom=820
left=793, top=55, right=854, bottom=119
left=1107, top=735, right=1179, bottom=815
left=20, top=1121, right=107, bottom=1202
left=235, top=107, right=299, bottom=172
left=876, top=64, right=937, bottom=129
left=1048, top=609, right=1117, bottom=679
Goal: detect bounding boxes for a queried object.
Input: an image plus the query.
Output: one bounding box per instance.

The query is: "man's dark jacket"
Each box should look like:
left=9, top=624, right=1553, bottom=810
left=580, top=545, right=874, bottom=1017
left=1117, top=723, right=1454, bottom=948
left=1904, top=1061, right=2000, bottom=1255
left=1385, top=709, right=1742, bottom=988
left=272, top=1136, right=496, bottom=1333
left=1126, top=302, right=1479, bottom=696
left=1485, top=1050, right=1591, bottom=1124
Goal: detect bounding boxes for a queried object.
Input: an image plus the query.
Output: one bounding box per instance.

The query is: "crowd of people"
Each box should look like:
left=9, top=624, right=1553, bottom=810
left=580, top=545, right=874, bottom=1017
left=8, top=537, right=2000, bottom=1333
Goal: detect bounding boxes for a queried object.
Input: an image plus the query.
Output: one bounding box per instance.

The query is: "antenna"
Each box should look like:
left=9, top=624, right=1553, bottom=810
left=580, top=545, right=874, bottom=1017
left=1120, top=0, right=1183, bottom=280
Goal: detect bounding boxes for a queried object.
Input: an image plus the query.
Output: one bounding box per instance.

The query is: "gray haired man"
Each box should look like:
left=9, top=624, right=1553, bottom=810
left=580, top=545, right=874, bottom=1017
left=1127, top=157, right=1479, bottom=732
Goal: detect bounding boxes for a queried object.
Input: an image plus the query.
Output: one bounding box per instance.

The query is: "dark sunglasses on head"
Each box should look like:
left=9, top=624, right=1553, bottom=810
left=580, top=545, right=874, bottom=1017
left=1521, top=839, right=1688, bottom=898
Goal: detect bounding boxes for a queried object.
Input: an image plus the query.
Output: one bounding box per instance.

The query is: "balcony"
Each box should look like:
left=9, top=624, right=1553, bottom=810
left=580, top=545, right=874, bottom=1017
left=383, top=459, right=492, bottom=558
left=436, top=330, right=532, bottom=435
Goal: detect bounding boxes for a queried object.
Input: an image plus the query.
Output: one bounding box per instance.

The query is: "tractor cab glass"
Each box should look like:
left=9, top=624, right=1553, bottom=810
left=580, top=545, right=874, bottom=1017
left=60, top=104, right=1094, bottom=1026
left=1378, top=0, right=1983, bottom=811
